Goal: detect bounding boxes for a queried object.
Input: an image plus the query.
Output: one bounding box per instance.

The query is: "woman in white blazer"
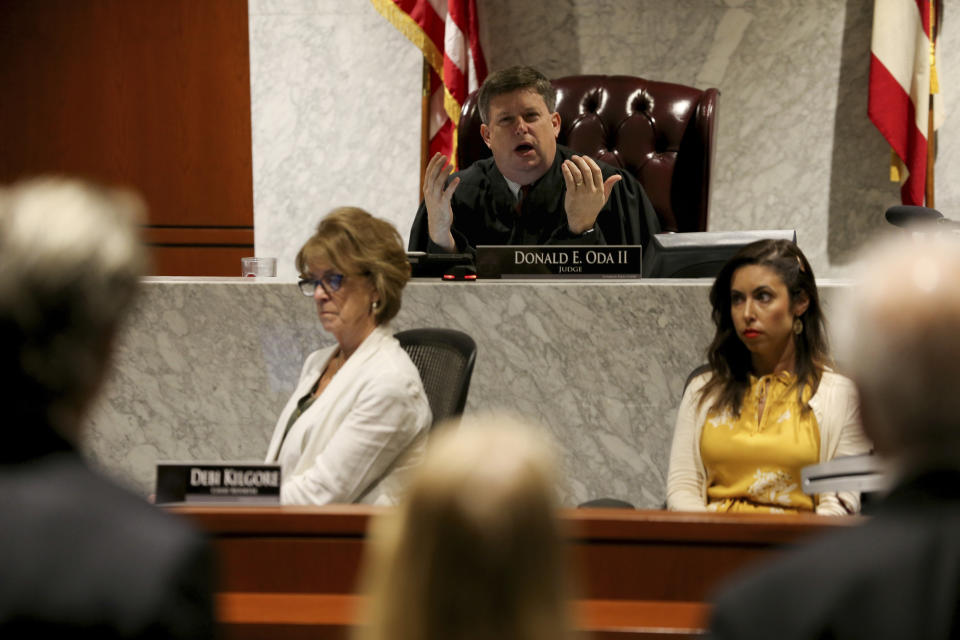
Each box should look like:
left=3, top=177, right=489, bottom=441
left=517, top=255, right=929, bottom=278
left=265, top=207, right=431, bottom=505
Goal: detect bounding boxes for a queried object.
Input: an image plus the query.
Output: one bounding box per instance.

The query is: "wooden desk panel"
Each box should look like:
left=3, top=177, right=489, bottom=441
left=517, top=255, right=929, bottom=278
left=172, top=505, right=858, bottom=638
left=216, top=594, right=710, bottom=640
left=564, top=508, right=852, bottom=601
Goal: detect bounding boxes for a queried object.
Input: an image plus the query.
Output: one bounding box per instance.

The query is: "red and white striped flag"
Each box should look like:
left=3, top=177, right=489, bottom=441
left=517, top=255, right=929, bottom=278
left=868, top=0, right=943, bottom=205
left=371, top=0, right=488, bottom=168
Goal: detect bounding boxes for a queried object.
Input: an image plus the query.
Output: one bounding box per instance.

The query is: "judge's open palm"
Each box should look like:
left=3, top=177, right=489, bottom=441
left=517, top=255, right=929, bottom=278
left=561, top=155, right=621, bottom=235
left=422, top=153, right=459, bottom=251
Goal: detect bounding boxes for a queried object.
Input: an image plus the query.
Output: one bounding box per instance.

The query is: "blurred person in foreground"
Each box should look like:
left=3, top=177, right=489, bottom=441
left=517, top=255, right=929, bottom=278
left=356, top=415, right=573, bottom=640
left=667, top=239, right=870, bottom=514
left=710, top=236, right=960, bottom=639
left=265, top=207, right=431, bottom=504
left=0, top=178, right=214, bottom=637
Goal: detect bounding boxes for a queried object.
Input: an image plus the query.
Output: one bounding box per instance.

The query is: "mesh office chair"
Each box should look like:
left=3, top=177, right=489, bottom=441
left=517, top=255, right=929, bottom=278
left=395, top=328, right=477, bottom=428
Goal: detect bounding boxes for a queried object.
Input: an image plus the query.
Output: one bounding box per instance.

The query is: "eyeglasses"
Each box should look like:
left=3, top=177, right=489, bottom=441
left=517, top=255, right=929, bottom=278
left=298, top=272, right=345, bottom=296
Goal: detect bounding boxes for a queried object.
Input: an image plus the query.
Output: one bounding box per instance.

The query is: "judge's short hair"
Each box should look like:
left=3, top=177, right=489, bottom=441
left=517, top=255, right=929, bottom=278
left=0, top=177, right=147, bottom=437
left=295, top=207, right=410, bottom=325
left=477, top=66, right=556, bottom=125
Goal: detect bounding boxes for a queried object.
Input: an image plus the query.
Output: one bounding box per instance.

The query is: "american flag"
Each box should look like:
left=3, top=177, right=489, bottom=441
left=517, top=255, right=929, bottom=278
left=371, top=0, right=488, bottom=170
left=868, top=0, right=943, bottom=206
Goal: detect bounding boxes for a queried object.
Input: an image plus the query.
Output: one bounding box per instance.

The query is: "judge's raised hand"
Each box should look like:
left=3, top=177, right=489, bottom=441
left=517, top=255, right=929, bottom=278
left=422, top=152, right=459, bottom=251
left=561, top=155, right=621, bottom=235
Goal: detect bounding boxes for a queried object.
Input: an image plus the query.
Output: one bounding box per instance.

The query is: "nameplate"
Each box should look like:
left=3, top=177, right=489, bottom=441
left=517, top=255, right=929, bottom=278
left=476, top=245, right=641, bottom=278
left=155, top=461, right=281, bottom=505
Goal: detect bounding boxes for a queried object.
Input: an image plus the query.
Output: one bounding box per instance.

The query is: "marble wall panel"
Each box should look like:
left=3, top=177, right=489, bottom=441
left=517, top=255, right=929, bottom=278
left=249, top=0, right=423, bottom=279
left=250, top=0, right=960, bottom=279
left=84, top=277, right=853, bottom=509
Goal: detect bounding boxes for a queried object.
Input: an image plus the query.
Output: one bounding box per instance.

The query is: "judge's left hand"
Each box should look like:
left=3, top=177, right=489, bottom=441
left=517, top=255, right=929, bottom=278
left=561, top=155, right=621, bottom=235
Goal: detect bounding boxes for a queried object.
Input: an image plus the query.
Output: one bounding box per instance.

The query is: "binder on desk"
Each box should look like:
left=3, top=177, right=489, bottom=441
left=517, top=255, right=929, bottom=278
left=802, top=454, right=891, bottom=495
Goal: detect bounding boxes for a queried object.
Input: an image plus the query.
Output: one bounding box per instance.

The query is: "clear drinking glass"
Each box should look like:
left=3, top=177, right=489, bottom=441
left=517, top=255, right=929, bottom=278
left=241, top=257, right=277, bottom=277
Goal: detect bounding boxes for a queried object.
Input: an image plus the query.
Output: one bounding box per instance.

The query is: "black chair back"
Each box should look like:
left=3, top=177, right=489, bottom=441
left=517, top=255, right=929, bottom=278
left=395, top=328, right=477, bottom=428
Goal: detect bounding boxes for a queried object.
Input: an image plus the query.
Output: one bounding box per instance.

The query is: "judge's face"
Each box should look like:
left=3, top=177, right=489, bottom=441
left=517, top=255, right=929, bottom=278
left=730, top=264, right=808, bottom=370
left=308, top=259, right=378, bottom=349
left=480, top=89, right=561, bottom=185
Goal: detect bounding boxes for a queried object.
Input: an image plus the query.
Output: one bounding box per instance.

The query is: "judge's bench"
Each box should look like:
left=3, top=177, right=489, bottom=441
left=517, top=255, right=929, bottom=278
left=170, top=504, right=856, bottom=639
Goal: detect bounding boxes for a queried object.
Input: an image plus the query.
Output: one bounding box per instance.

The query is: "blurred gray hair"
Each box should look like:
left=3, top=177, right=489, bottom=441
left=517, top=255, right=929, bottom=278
left=0, top=177, right=148, bottom=437
left=833, top=235, right=960, bottom=468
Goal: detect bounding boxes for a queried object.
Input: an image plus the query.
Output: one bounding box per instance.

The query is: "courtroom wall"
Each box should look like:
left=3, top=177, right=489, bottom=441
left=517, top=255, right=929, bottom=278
left=0, top=0, right=255, bottom=276
left=250, top=0, right=960, bottom=279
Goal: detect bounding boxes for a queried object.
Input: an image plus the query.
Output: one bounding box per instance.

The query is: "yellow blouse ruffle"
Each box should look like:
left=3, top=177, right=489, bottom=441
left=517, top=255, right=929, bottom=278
left=700, top=372, right=819, bottom=513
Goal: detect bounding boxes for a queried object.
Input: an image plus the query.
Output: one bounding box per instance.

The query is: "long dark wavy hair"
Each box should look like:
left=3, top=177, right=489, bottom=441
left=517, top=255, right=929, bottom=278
left=698, top=239, right=831, bottom=416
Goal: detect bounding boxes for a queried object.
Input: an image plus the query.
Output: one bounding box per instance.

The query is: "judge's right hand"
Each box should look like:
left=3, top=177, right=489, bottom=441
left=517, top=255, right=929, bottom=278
left=423, top=153, right=459, bottom=251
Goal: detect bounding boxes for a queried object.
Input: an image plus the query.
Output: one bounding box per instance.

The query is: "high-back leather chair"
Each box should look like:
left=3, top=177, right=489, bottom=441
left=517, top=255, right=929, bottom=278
left=457, top=75, right=720, bottom=233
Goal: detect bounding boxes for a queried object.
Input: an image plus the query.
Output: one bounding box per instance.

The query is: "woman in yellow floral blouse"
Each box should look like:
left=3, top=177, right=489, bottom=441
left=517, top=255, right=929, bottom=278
left=666, top=240, right=870, bottom=514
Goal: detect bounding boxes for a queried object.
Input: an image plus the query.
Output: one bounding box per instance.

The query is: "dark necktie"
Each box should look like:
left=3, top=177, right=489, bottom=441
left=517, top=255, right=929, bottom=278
left=515, top=184, right=531, bottom=215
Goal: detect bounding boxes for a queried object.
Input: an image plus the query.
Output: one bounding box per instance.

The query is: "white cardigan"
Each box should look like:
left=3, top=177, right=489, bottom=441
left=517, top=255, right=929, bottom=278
left=666, top=370, right=872, bottom=515
left=265, top=326, right=431, bottom=505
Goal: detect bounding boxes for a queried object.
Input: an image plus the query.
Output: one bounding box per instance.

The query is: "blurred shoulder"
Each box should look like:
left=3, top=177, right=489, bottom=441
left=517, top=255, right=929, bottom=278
left=0, top=453, right=209, bottom=592
left=0, top=453, right=213, bottom=636
left=711, top=511, right=957, bottom=639
left=4, top=453, right=202, bottom=546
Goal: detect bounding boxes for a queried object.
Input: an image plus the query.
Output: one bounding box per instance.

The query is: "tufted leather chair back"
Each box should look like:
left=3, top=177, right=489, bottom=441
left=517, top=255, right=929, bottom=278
left=456, top=75, right=720, bottom=233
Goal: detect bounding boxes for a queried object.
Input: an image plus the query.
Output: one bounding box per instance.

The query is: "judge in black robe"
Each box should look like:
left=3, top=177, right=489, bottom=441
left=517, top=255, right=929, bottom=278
left=409, top=144, right=660, bottom=253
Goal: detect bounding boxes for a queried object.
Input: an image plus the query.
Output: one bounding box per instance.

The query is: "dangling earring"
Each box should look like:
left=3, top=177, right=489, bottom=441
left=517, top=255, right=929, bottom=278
left=793, top=316, right=803, bottom=335
left=371, top=299, right=380, bottom=314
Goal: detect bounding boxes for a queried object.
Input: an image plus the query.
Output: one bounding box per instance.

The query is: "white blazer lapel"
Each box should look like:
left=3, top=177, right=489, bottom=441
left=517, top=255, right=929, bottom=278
left=264, top=345, right=336, bottom=462
left=267, top=327, right=395, bottom=464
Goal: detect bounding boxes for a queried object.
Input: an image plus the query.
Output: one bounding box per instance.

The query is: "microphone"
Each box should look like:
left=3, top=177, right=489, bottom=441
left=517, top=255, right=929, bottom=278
left=885, top=205, right=943, bottom=228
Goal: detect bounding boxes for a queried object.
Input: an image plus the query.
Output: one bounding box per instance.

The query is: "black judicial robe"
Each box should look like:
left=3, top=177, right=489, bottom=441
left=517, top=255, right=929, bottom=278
left=409, top=144, right=660, bottom=253
left=709, top=469, right=960, bottom=640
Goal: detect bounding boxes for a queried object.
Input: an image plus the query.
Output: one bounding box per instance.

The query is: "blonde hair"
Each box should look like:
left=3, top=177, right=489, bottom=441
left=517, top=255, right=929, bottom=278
left=0, top=176, right=147, bottom=437
left=295, top=207, right=410, bottom=324
left=357, top=415, right=572, bottom=640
